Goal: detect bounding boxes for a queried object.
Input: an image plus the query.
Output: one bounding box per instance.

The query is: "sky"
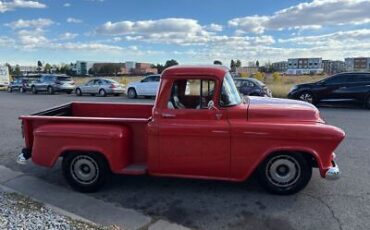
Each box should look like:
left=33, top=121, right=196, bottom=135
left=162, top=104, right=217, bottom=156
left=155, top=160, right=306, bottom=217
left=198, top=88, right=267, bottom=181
left=0, top=0, right=370, bottom=66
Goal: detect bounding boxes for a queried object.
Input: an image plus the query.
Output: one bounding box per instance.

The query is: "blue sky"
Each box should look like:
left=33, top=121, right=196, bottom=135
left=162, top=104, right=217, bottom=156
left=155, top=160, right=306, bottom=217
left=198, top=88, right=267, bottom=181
left=1, top=0, right=370, bottom=66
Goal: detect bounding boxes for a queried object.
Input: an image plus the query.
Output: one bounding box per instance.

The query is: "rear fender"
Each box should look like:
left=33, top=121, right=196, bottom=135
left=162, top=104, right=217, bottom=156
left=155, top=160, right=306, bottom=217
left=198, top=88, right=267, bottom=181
left=31, top=123, right=131, bottom=173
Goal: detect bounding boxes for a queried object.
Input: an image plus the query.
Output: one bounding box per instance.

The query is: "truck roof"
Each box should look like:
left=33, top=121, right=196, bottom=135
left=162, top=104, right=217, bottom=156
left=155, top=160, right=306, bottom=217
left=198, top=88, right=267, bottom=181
left=162, top=65, right=229, bottom=80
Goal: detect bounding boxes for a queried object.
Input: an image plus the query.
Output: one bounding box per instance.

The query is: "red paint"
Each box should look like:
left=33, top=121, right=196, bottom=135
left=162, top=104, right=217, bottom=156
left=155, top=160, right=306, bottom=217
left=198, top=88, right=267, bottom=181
left=20, top=65, right=345, bottom=182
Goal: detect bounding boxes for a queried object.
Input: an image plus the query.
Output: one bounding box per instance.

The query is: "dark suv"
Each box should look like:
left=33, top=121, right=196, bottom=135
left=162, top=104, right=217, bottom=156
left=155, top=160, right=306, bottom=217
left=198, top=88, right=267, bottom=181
left=234, top=78, right=272, bottom=97
left=31, top=75, right=75, bottom=94
left=288, top=72, right=370, bottom=108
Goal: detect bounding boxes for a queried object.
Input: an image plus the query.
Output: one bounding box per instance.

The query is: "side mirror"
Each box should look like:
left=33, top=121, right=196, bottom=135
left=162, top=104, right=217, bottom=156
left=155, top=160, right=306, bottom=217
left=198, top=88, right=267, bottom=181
left=207, top=100, right=219, bottom=111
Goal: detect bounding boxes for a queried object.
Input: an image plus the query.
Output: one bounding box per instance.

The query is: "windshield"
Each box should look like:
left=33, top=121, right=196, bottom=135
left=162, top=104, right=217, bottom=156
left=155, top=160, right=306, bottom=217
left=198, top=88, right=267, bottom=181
left=220, top=72, right=242, bottom=107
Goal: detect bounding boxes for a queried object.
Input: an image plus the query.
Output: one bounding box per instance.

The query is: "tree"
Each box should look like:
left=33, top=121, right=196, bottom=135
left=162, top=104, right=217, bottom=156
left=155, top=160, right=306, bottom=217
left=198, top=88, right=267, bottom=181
left=256, top=60, right=260, bottom=68
left=44, top=63, right=52, bottom=73
left=59, top=64, right=70, bottom=74
left=235, top=59, right=242, bottom=68
left=37, top=60, right=43, bottom=72
left=213, top=60, right=222, bottom=65
left=230, top=60, right=236, bottom=72
left=13, top=65, right=21, bottom=76
left=164, top=59, right=179, bottom=68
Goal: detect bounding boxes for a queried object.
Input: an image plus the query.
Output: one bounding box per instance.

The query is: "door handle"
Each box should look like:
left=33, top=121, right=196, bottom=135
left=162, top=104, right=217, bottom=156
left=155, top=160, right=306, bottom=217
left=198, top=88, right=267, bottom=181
left=162, top=113, right=176, bottom=118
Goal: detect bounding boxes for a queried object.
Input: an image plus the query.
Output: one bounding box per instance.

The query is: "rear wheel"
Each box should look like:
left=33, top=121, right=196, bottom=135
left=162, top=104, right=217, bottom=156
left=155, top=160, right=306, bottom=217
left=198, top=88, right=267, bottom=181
left=365, top=94, right=370, bottom=109
left=62, top=153, right=110, bottom=193
left=127, top=88, right=137, bottom=99
left=31, top=86, right=37, bottom=94
left=257, top=153, right=312, bottom=195
left=99, top=89, right=107, bottom=97
left=76, top=88, right=82, bottom=96
left=47, top=86, right=54, bottom=95
left=298, top=91, right=315, bottom=104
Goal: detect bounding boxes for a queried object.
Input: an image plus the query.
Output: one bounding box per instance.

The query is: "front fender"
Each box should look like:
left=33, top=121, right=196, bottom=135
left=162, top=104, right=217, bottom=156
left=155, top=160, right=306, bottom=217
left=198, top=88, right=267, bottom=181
left=31, top=123, right=131, bottom=173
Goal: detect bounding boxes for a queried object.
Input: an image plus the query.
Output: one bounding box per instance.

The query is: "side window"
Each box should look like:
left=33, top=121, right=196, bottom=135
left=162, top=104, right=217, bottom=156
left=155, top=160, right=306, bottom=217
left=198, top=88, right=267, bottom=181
left=154, top=76, right=160, bottom=82
left=325, top=75, right=346, bottom=84
left=168, top=79, right=215, bottom=110
left=142, top=77, right=150, bottom=83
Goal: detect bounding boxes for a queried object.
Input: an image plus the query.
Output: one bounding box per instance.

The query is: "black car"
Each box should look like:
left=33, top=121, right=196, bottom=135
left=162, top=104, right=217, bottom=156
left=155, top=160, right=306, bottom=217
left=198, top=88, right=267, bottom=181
left=288, top=72, right=370, bottom=108
left=8, top=78, right=32, bottom=93
left=234, top=78, right=272, bottom=97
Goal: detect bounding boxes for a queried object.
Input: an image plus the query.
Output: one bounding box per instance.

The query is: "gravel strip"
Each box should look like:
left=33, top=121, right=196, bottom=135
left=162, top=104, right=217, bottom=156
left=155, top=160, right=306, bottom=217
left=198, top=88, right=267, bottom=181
left=0, top=192, right=120, bottom=230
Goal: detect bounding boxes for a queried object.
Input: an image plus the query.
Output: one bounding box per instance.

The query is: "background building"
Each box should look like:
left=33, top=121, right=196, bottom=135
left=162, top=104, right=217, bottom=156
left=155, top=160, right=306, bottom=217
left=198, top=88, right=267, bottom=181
left=286, top=58, right=323, bottom=75
left=345, top=57, right=370, bottom=72
left=70, top=61, right=95, bottom=75
left=272, top=61, right=288, bottom=72
left=322, top=60, right=345, bottom=75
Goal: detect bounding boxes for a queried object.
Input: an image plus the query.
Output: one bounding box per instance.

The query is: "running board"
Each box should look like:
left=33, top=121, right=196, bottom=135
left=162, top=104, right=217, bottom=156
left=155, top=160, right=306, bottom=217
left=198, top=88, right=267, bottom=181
left=121, top=164, right=147, bottom=175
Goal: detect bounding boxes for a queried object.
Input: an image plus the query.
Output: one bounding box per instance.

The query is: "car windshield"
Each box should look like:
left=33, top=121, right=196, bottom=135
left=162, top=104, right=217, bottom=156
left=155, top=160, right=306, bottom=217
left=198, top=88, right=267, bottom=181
left=220, top=73, right=242, bottom=107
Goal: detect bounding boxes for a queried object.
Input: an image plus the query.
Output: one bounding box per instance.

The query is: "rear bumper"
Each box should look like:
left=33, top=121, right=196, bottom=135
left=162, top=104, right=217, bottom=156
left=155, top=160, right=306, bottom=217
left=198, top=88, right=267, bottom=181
left=324, top=160, right=340, bottom=180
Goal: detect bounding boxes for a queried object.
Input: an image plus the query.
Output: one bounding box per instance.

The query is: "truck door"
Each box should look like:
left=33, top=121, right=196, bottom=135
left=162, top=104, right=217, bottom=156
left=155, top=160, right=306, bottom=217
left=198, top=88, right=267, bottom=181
left=157, top=78, right=230, bottom=178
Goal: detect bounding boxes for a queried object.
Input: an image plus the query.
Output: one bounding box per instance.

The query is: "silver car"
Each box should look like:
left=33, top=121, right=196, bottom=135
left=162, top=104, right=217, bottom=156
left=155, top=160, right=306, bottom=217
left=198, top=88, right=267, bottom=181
left=75, top=78, right=125, bottom=97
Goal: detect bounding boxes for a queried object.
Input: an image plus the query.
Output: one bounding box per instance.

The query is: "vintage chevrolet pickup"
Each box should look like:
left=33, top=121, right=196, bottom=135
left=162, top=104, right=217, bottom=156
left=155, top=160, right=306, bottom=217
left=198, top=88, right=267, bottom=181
left=18, top=65, right=345, bottom=195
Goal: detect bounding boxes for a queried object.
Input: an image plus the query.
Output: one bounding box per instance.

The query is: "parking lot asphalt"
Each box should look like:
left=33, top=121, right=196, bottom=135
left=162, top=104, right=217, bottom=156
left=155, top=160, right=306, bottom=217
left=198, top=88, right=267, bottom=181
left=0, top=91, right=369, bottom=230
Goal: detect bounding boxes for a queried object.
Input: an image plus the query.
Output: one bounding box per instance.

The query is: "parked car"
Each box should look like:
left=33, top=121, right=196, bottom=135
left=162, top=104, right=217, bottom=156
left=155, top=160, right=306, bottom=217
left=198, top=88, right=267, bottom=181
left=75, top=78, right=125, bottom=97
left=17, top=65, right=344, bottom=195
left=126, top=74, right=160, bottom=98
left=8, top=78, right=32, bottom=93
left=288, top=72, right=370, bottom=108
left=30, top=74, right=75, bottom=95
left=234, top=77, right=272, bottom=97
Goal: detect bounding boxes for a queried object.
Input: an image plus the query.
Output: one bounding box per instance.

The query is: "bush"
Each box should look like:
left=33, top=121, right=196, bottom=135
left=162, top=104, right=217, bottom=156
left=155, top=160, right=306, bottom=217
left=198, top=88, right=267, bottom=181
left=272, top=72, right=282, bottom=83
left=254, top=71, right=265, bottom=82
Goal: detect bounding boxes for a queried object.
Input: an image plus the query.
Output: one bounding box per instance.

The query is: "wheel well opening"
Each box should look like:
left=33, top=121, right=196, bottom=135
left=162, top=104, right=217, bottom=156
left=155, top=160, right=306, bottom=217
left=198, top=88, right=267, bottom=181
left=263, top=151, right=318, bottom=168
left=61, top=150, right=110, bottom=166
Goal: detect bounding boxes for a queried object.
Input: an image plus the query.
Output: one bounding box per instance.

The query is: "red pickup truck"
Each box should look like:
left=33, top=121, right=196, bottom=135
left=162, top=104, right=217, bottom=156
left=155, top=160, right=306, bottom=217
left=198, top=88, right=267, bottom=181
left=18, top=65, right=345, bottom=195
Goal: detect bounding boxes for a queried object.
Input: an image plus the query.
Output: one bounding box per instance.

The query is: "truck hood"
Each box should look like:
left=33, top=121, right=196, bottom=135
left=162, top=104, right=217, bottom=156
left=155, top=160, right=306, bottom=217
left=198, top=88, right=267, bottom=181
left=247, top=96, right=323, bottom=123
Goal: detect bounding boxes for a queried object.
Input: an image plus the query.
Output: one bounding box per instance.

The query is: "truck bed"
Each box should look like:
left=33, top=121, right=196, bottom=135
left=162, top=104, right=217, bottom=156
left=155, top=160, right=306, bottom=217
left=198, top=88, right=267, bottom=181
left=20, top=102, right=153, bottom=166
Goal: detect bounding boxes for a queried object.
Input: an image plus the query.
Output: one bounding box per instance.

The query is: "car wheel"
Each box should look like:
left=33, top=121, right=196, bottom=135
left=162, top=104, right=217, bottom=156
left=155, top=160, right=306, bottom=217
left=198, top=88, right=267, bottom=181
left=76, top=88, right=82, bottom=96
left=7, top=87, right=12, bottom=93
left=365, top=94, right=370, bottom=109
left=99, top=89, right=107, bottom=97
left=31, top=86, right=37, bottom=94
left=127, top=88, right=137, bottom=99
left=298, top=91, right=315, bottom=104
left=47, top=86, right=54, bottom=95
left=19, top=87, right=25, bottom=93
left=62, top=153, right=110, bottom=193
left=257, top=153, right=312, bottom=195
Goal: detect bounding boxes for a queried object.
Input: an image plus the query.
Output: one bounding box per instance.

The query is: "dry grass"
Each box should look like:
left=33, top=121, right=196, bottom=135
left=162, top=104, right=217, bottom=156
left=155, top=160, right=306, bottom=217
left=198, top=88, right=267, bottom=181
left=72, top=76, right=144, bottom=85
left=264, top=74, right=327, bottom=98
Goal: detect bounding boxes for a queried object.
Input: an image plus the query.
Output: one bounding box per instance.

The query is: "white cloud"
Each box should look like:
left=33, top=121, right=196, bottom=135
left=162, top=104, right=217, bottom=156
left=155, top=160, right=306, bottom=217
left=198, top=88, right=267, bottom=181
left=5, top=18, right=54, bottom=29
left=66, top=17, right=82, bottom=23
left=59, top=32, right=78, bottom=40
left=0, top=0, right=46, bottom=13
left=204, top=23, right=223, bottom=32
left=63, top=3, right=71, bottom=7
left=229, top=0, right=370, bottom=33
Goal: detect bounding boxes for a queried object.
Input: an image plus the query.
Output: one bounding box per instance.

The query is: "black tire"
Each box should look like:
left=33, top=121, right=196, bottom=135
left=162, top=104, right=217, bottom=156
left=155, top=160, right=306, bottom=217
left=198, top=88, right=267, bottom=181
left=257, top=153, right=312, bottom=195
left=47, top=86, right=54, bottom=95
left=127, top=88, right=137, bottom=99
left=297, top=91, right=315, bottom=104
left=365, top=94, right=370, bottom=109
left=99, top=89, right=107, bottom=97
left=76, top=88, right=82, bottom=96
left=62, top=153, right=110, bottom=193
left=20, top=87, right=25, bottom=93
left=7, top=87, right=12, bottom=93
left=31, top=86, right=37, bottom=94
left=66, top=90, right=73, bottom=94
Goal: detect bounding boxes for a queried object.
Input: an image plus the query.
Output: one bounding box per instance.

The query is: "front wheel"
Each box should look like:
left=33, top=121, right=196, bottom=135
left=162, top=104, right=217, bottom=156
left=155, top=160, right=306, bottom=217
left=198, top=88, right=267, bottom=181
left=47, top=86, right=54, bottom=95
left=99, top=89, right=107, bottom=97
left=298, top=91, right=315, bottom=104
left=257, top=153, right=312, bottom=195
left=127, top=88, right=137, bottom=99
left=76, top=88, right=82, bottom=96
left=31, top=86, right=37, bottom=94
left=62, top=153, right=110, bottom=193
left=7, top=87, right=12, bottom=93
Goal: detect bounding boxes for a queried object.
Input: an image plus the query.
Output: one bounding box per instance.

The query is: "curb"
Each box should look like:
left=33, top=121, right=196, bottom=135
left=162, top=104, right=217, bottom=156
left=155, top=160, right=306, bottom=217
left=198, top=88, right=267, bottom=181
left=0, top=165, right=190, bottom=230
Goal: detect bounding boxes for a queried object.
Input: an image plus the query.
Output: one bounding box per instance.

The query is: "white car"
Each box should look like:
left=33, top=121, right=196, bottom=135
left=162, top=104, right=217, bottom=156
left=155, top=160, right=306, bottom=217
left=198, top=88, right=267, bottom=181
left=126, top=74, right=160, bottom=98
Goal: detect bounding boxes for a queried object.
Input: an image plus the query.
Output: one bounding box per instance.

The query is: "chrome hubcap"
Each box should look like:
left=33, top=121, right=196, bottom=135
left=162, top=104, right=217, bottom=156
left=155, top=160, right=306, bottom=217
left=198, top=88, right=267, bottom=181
left=299, top=93, right=313, bottom=103
left=70, top=155, right=99, bottom=185
left=266, top=155, right=301, bottom=187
